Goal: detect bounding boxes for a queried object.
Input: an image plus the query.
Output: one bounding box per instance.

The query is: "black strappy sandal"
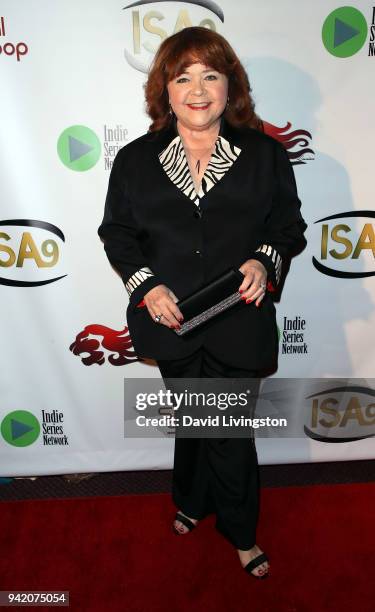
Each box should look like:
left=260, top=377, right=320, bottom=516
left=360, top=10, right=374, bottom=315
left=243, top=552, right=270, bottom=579
left=172, top=511, right=197, bottom=535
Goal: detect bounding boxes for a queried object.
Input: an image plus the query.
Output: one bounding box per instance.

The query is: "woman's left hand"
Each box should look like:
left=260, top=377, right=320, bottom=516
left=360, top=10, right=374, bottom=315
left=238, top=259, right=267, bottom=307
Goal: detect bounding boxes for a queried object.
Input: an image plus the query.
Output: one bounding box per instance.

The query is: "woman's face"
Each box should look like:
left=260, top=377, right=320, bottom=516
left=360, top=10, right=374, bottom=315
left=167, top=62, right=228, bottom=132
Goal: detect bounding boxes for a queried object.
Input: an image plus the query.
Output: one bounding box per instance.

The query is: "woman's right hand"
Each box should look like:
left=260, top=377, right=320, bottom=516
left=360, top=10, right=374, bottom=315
left=143, top=284, right=184, bottom=330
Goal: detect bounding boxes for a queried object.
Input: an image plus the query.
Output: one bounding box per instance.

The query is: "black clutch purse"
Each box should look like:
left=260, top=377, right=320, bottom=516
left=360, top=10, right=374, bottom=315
left=174, top=268, right=245, bottom=336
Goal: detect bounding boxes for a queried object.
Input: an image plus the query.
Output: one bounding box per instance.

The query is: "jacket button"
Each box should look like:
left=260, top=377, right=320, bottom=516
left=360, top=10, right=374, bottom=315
left=195, top=249, right=202, bottom=256
left=194, top=210, right=201, bottom=219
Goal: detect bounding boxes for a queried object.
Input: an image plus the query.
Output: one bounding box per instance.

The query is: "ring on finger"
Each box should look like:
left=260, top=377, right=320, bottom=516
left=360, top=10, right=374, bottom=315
left=260, top=281, right=266, bottom=291
left=154, top=313, right=163, bottom=323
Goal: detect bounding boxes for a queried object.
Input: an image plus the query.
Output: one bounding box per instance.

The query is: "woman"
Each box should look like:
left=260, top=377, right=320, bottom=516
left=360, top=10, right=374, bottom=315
left=98, top=26, right=307, bottom=578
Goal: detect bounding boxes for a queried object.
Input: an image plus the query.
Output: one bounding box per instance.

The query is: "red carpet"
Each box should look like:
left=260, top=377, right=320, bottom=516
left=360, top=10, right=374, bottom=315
left=0, top=482, right=374, bottom=612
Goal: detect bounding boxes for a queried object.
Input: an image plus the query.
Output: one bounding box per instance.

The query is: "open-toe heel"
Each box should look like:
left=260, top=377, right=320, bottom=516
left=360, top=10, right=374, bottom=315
left=172, top=511, right=197, bottom=535
left=243, top=552, right=270, bottom=579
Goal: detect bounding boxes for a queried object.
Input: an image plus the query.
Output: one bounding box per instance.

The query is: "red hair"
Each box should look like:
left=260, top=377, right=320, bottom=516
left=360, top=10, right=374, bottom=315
left=144, top=27, right=262, bottom=132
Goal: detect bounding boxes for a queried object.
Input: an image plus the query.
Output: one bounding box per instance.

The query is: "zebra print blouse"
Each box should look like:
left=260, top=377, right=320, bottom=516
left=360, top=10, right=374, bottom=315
left=158, top=134, right=241, bottom=207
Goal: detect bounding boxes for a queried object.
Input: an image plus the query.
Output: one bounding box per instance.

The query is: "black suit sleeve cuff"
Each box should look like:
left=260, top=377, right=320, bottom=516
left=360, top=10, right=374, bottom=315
left=249, top=245, right=282, bottom=288
left=126, top=274, right=163, bottom=311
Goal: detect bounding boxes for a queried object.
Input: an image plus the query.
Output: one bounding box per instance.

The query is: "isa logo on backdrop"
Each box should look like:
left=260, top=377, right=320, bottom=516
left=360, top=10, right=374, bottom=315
left=312, top=211, right=375, bottom=278
left=122, top=0, right=224, bottom=73
left=0, top=220, right=66, bottom=287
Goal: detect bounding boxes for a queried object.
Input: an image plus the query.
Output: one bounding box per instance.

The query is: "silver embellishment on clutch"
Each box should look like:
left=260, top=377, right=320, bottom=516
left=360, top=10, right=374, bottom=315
left=174, top=291, right=243, bottom=336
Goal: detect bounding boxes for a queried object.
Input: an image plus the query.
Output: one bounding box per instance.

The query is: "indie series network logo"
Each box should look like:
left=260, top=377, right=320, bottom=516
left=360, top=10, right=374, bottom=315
left=1, top=410, right=40, bottom=447
left=57, top=125, right=101, bottom=171
left=322, top=6, right=368, bottom=57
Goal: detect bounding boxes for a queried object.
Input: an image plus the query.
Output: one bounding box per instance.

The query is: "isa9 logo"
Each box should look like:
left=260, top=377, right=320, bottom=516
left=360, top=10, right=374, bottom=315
left=0, top=219, right=67, bottom=287
left=122, top=0, right=224, bottom=73
left=312, top=211, right=375, bottom=278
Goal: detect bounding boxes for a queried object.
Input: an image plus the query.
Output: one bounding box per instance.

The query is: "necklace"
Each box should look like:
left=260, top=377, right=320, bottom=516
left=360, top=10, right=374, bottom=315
left=182, top=140, right=217, bottom=176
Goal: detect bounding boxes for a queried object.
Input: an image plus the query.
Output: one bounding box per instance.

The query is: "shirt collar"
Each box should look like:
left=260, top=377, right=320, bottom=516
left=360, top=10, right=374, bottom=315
left=157, top=115, right=242, bottom=205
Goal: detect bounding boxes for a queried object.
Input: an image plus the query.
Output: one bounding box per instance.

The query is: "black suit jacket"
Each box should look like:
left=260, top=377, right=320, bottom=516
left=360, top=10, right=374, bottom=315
left=98, top=116, right=307, bottom=369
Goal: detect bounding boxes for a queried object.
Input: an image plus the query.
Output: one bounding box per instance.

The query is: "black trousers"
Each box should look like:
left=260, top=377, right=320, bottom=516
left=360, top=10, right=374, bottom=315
left=156, top=346, right=260, bottom=550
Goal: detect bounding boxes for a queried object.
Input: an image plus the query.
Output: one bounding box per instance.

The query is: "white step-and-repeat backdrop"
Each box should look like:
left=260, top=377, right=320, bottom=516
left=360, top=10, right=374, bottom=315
left=1, top=1, right=374, bottom=475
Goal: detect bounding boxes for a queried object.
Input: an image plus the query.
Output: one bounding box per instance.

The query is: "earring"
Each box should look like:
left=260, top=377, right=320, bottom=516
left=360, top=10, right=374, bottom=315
left=226, top=96, right=230, bottom=108
left=169, top=103, right=173, bottom=116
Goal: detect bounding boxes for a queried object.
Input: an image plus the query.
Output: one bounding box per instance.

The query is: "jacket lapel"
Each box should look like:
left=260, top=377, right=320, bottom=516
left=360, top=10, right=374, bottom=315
left=159, top=134, right=200, bottom=205
left=156, top=116, right=242, bottom=207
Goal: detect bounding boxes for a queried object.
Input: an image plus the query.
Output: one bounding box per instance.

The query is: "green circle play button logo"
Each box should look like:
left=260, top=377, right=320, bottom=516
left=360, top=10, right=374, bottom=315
left=57, top=125, right=101, bottom=171
left=1, top=410, right=40, bottom=447
left=322, top=7, right=368, bottom=57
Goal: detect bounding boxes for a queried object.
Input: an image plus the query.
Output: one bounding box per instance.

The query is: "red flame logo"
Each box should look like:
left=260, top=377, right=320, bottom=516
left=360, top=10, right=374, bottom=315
left=69, top=324, right=138, bottom=366
left=262, top=120, right=314, bottom=165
